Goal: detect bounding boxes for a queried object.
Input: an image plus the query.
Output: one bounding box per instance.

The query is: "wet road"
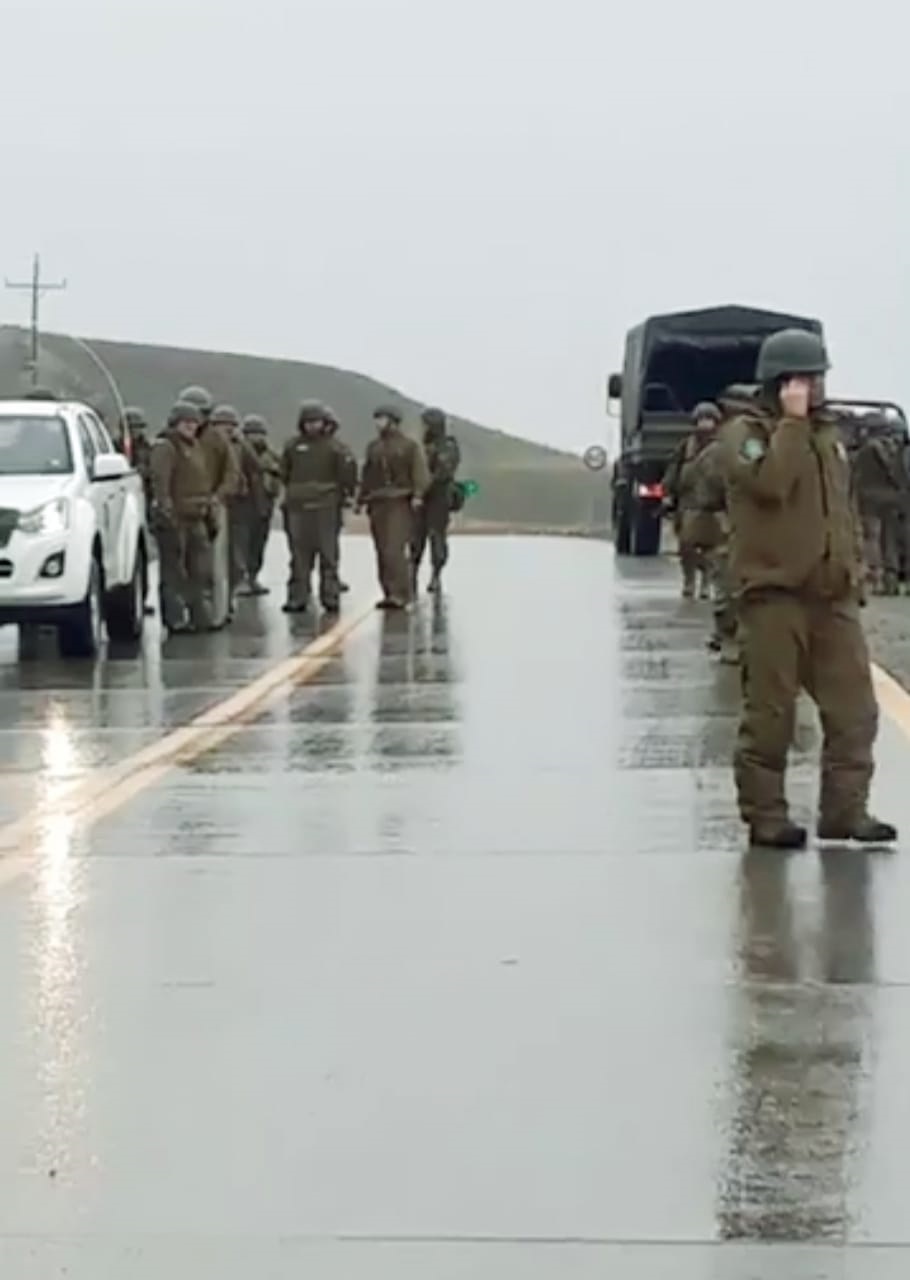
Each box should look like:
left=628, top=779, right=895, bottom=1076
left=1, top=534, right=910, bottom=1277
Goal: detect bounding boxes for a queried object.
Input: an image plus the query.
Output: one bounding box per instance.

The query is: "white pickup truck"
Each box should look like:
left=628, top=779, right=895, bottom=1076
left=0, top=399, right=149, bottom=657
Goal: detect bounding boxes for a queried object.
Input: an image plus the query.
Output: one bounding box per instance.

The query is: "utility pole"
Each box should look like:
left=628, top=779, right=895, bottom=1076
left=4, top=254, right=67, bottom=386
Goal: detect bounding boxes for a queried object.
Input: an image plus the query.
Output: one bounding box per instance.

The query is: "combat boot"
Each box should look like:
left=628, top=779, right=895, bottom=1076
left=817, top=814, right=898, bottom=844
left=718, top=636, right=740, bottom=665
left=749, top=822, right=808, bottom=851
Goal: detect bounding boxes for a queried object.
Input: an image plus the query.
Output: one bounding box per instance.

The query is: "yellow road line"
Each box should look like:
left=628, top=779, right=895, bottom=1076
left=872, top=662, right=910, bottom=737
left=0, top=603, right=375, bottom=882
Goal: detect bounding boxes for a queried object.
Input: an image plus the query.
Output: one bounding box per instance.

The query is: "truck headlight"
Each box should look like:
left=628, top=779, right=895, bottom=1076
left=17, top=498, right=70, bottom=536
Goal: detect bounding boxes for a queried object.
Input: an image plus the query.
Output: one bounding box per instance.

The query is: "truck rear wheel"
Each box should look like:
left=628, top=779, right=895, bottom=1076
left=631, top=505, right=662, bottom=556
left=613, top=494, right=632, bottom=554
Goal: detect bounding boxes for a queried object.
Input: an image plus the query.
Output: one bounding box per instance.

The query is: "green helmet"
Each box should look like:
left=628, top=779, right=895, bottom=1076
left=756, top=329, right=829, bottom=383
left=691, top=401, right=721, bottom=425
left=374, top=403, right=402, bottom=425
left=167, top=400, right=204, bottom=429
left=298, top=399, right=327, bottom=427
left=123, top=406, right=147, bottom=430
left=178, top=385, right=214, bottom=416
left=421, top=406, right=446, bottom=431
left=210, top=403, right=241, bottom=428
left=242, top=412, right=267, bottom=434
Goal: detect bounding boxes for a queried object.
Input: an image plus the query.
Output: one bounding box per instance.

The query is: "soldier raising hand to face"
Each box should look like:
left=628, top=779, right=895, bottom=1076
left=723, top=328, right=895, bottom=851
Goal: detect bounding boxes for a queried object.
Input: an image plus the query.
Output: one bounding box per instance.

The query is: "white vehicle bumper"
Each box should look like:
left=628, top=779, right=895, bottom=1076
left=0, top=529, right=91, bottom=623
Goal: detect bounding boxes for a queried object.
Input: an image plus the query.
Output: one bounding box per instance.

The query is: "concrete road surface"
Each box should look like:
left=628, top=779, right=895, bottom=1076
left=1, top=534, right=910, bottom=1278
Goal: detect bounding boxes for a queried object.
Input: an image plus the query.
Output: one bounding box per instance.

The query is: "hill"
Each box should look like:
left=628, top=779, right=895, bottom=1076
left=0, top=326, right=609, bottom=530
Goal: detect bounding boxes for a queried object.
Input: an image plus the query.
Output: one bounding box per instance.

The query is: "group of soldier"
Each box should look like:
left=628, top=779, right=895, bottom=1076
left=661, top=328, right=896, bottom=851
left=121, top=388, right=461, bottom=634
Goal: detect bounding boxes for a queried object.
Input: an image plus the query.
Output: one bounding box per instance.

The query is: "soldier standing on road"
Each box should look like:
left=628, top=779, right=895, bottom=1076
left=210, top=404, right=262, bottom=601
left=280, top=401, right=349, bottom=614
left=180, top=389, right=240, bottom=627
left=121, top=406, right=157, bottom=617
left=723, top=327, right=895, bottom=850
left=663, top=403, right=723, bottom=600
left=323, top=406, right=358, bottom=594
left=853, top=416, right=906, bottom=596
left=357, top=404, right=430, bottom=610
left=149, top=401, right=216, bottom=634
left=685, top=397, right=739, bottom=663
left=240, top=413, right=282, bottom=594
left=412, top=406, right=461, bottom=594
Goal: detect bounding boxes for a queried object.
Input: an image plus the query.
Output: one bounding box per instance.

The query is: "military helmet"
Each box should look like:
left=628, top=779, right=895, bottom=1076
left=374, top=403, right=402, bottom=424
left=178, top=385, right=214, bottom=415
left=242, top=412, right=267, bottom=434
left=167, top=399, right=204, bottom=429
left=210, top=403, right=241, bottom=427
left=756, top=329, right=829, bottom=383
left=421, top=406, right=446, bottom=431
left=323, top=405, right=339, bottom=426
left=123, top=405, right=147, bottom=430
left=298, top=399, right=327, bottom=427
left=691, top=401, right=721, bottom=425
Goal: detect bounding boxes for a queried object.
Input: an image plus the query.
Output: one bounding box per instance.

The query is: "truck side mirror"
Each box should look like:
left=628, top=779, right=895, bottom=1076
left=606, top=372, right=622, bottom=418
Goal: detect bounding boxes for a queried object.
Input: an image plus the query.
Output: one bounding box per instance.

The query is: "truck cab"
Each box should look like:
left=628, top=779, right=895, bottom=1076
left=608, top=305, right=824, bottom=555
left=0, top=399, right=149, bottom=656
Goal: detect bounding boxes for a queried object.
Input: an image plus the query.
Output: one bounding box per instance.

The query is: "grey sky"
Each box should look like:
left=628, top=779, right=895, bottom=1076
left=1, top=0, right=907, bottom=451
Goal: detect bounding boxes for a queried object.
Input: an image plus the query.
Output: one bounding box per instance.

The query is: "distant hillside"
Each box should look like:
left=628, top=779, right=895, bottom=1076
left=0, top=326, right=609, bottom=530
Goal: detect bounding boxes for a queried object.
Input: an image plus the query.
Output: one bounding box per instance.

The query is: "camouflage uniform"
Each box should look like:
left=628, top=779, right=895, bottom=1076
left=358, top=405, right=430, bottom=609
left=663, top=403, right=723, bottom=599
left=149, top=401, right=217, bottom=632
left=179, top=386, right=240, bottom=628
left=852, top=423, right=907, bottom=594
left=280, top=402, right=349, bottom=612
left=412, top=407, right=461, bottom=593
left=241, top=414, right=282, bottom=592
left=323, top=407, right=358, bottom=593
left=723, top=328, right=893, bottom=849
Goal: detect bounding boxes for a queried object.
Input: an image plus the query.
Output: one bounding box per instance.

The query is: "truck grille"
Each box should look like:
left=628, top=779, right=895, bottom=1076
left=0, top=559, right=12, bottom=579
left=0, top=509, right=17, bottom=550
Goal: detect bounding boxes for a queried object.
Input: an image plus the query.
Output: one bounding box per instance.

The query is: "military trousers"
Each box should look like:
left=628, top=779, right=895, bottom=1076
left=247, top=503, right=274, bottom=583
left=156, top=516, right=214, bottom=632
left=735, top=590, right=878, bottom=832
left=369, top=497, right=414, bottom=606
left=285, top=505, right=340, bottom=609
left=708, top=545, right=738, bottom=641
left=411, top=493, right=451, bottom=576
left=228, top=497, right=256, bottom=593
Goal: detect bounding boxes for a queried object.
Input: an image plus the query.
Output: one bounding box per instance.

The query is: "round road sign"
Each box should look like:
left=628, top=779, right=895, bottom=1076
left=583, top=444, right=607, bottom=472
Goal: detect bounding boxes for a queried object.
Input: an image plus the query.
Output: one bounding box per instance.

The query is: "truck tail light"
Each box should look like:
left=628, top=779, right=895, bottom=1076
left=637, top=482, right=665, bottom=500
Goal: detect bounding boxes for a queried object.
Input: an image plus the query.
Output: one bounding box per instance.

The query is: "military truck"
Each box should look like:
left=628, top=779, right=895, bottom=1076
left=608, top=304, right=824, bottom=555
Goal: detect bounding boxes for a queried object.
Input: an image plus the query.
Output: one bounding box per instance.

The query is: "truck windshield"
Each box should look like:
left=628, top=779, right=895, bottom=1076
left=0, top=415, right=74, bottom=475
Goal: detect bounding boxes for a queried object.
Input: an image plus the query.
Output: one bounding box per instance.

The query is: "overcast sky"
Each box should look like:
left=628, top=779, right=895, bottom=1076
left=1, top=0, right=907, bottom=451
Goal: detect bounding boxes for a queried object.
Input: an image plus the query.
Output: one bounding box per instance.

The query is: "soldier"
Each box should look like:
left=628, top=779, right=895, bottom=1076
left=663, top=403, right=723, bottom=599
left=852, top=415, right=906, bottom=595
left=357, top=404, right=430, bottom=610
left=412, top=406, right=461, bottom=594
left=280, top=401, right=349, bottom=614
left=240, top=413, right=282, bottom=595
left=323, top=406, right=358, bottom=594
left=178, top=387, right=240, bottom=627
left=122, top=407, right=153, bottom=505
left=210, top=404, right=261, bottom=600
left=723, top=327, right=895, bottom=849
left=149, top=400, right=217, bottom=633
left=683, top=398, right=736, bottom=663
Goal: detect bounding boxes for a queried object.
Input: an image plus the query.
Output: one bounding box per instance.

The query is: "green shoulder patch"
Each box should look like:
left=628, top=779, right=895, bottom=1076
left=740, top=436, right=767, bottom=463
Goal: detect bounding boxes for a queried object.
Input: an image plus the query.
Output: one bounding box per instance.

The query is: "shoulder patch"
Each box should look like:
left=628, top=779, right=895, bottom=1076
left=740, top=436, right=767, bottom=463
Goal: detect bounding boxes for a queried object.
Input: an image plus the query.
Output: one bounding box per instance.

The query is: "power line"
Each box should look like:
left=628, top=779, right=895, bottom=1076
left=4, top=254, right=67, bottom=386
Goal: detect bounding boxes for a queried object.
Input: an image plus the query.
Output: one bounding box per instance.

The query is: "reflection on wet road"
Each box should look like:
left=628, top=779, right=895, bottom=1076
left=0, top=535, right=909, bottom=1276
